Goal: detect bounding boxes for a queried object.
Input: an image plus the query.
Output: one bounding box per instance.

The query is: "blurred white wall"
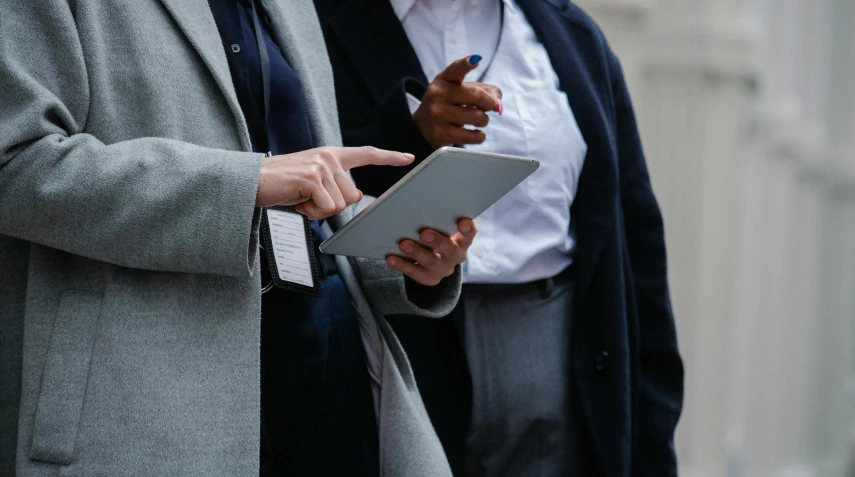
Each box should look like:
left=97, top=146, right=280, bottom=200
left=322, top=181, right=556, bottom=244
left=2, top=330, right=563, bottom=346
left=574, top=0, right=855, bottom=475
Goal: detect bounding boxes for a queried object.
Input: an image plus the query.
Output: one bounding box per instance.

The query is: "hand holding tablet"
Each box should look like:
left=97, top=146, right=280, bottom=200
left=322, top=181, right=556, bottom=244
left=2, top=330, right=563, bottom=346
left=386, top=218, right=478, bottom=286
left=320, top=147, right=539, bottom=262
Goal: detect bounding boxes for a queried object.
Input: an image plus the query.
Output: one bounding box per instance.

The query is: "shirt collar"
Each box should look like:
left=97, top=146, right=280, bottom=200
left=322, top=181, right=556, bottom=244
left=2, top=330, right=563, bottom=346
left=390, top=0, right=417, bottom=20
left=391, top=0, right=487, bottom=21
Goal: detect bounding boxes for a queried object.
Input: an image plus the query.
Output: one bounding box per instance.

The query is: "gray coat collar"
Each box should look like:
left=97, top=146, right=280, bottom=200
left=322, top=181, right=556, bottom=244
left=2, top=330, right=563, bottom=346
left=157, top=0, right=253, bottom=150
left=157, top=0, right=343, bottom=150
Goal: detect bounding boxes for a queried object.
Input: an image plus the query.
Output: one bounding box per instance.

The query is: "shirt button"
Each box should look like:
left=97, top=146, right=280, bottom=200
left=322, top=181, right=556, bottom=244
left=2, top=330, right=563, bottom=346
left=474, top=248, right=486, bottom=259
left=450, top=33, right=459, bottom=43
left=596, top=351, right=610, bottom=372
left=231, top=44, right=241, bottom=53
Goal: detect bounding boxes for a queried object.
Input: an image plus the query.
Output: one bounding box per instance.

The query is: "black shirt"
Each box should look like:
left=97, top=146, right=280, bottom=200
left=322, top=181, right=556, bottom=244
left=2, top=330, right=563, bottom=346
left=206, top=3, right=379, bottom=476
left=207, top=0, right=336, bottom=276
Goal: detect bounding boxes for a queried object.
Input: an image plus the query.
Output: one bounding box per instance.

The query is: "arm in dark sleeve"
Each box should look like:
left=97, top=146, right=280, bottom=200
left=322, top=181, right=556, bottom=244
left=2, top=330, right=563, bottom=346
left=343, top=78, right=436, bottom=196
left=608, top=52, right=684, bottom=477
left=328, top=197, right=462, bottom=317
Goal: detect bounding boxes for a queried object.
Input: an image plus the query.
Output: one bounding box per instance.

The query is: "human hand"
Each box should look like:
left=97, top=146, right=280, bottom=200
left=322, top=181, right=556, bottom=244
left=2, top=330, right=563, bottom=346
left=413, top=55, right=503, bottom=148
left=255, top=146, right=414, bottom=219
left=386, top=219, right=478, bottom=286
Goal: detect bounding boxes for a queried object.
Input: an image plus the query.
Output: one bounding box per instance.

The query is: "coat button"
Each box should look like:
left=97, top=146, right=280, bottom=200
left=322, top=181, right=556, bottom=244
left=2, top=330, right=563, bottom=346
left=595, top=351, right=610, bottom=371
left=231, top=44, right=241, bottom=53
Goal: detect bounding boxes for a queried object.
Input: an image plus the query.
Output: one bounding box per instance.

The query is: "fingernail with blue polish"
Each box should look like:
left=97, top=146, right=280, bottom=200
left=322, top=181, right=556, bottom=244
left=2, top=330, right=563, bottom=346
left=468, top=55, right=482, bottom=65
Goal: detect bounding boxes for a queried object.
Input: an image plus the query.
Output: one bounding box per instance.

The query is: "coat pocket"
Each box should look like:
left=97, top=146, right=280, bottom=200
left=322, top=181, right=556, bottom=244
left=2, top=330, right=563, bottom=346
left=29, top=291, right=103, bottom=465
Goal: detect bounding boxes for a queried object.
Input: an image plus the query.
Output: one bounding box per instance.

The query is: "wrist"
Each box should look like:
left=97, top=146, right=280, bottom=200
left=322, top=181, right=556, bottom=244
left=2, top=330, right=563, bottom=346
left=255, top=154, right=276, bottom=207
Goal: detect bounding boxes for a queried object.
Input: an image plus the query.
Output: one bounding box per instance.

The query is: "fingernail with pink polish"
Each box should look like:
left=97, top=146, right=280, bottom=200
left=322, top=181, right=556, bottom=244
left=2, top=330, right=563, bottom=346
left=496, top=98, right=504, bottom=115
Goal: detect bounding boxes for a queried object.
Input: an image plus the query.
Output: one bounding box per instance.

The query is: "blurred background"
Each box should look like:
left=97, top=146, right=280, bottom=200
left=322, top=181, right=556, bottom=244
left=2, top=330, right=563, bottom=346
left=575, top=0, right=855, bottom=475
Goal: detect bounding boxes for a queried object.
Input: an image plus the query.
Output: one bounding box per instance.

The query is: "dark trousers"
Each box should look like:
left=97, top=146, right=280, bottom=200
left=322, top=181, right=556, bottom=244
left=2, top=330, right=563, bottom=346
left=259, top=274, right=379, bottom=477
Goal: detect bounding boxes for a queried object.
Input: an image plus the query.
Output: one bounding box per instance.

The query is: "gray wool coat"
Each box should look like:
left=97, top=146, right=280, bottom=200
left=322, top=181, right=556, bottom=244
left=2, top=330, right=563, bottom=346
left=0, top=0, right=455, bottom=476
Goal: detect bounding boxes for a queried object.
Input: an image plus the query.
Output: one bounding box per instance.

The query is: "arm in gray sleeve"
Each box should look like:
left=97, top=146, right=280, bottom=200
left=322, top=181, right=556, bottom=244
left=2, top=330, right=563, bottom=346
left=0, top=1, right=264, bottom=278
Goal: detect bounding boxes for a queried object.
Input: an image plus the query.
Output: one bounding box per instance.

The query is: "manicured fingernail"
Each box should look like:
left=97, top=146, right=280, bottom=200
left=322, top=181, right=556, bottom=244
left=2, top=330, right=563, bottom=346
left=468, top=55, right=482, bottom=65
left=401, top=152, right=415, bottom=160
left=460, top=222, right=472, bottom=233
left=402, top=243, right=414, bottom=253
left=422, top=231, right=435, bottom=243
left=496, top=98, right=503, bottom=115
left=387, top=257, right=398, bottom=267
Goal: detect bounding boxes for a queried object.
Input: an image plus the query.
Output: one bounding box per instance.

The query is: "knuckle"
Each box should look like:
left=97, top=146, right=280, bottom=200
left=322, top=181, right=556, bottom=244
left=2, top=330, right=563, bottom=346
left=317, top=146, right=335, bottom=160
left=479, top=92, right=493, bottom=106
left=423, top=253, right=441, bottom=268
left=409, top=246, right=425, bottom=260
left=360, top=145, right=378, bottom=156
left=310, top=163, right=325, bottom=180
left=426, top=83, right=442, bottom=98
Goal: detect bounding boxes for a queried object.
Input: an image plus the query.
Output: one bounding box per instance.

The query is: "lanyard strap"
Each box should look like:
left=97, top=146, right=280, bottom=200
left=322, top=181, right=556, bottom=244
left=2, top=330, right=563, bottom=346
left=248, top=2, right=325, bottom=296
left=250, top=0, right=271, bottom=126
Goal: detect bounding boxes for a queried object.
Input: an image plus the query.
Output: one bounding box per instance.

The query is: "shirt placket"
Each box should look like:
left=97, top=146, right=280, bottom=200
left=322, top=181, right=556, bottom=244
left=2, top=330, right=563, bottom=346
left=442, top=0, right=471, bottom=69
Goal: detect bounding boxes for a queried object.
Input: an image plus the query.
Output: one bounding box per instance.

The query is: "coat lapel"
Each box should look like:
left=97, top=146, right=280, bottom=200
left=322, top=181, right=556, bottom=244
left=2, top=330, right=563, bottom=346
left=324, top=0, right=428, bottom=103
left=515, top=0, right=619, bottom=301
left=515, top=1, right=624, bottom=473
left=157, top=0, right=253, bottom=150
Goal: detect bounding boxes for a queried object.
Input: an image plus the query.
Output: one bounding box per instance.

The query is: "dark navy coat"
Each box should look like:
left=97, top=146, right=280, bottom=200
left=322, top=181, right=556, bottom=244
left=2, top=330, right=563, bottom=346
left=313, top=0, right=685, bottom=475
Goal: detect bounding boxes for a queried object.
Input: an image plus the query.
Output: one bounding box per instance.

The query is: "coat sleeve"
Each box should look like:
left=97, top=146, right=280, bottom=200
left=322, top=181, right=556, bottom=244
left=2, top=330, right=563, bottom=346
left=607, top=52, right=685, bottom=476
left=0, top=0, right=264, bottom=278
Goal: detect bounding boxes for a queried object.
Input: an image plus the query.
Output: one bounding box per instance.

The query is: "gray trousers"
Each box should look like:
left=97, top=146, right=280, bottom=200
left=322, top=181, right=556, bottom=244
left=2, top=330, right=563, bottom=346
left=457, top=278, right=575, bottom=477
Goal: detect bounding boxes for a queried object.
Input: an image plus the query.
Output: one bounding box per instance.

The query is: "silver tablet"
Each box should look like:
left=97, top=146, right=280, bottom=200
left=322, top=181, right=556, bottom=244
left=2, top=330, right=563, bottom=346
left=319, top=147, right=539, bottom=260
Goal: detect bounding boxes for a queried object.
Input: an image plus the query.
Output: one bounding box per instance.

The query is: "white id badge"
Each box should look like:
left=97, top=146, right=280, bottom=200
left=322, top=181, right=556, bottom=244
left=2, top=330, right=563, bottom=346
left=260, top=206, right=321, bottom=296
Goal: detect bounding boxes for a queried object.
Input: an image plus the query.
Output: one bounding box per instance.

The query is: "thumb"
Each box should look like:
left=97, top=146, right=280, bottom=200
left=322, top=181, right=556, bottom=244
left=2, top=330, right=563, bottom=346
left=441, top=54, right=483, bottom=84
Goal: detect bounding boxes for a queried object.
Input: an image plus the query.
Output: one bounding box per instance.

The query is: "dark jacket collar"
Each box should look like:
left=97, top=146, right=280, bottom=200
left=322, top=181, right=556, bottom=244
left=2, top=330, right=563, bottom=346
left=325, top=0, right=428, bottom=103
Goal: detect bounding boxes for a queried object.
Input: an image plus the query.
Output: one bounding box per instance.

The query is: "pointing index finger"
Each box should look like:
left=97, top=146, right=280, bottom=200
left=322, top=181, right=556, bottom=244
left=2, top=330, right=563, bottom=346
left=337, top=146, right=415, bottom=171
left=440, top=55, right=482, bottom=84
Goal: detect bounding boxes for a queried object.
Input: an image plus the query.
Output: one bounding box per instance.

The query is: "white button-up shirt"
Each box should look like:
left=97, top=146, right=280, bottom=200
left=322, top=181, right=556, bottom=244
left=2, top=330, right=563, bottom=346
left=394, top=0, right=588, bottom=284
